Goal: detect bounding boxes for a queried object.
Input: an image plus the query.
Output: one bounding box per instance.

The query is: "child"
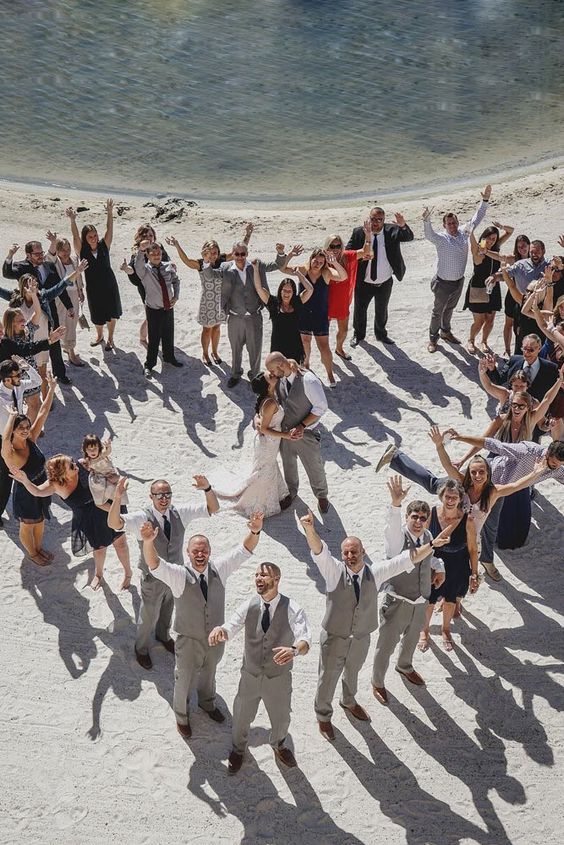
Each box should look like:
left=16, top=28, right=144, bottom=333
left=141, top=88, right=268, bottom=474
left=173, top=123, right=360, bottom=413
left=81, top=435, right=128, bottom=506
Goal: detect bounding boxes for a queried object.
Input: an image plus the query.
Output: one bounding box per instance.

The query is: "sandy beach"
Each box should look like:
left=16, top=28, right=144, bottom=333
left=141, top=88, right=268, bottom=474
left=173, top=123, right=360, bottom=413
left=1, top=168, right=563, bottom=845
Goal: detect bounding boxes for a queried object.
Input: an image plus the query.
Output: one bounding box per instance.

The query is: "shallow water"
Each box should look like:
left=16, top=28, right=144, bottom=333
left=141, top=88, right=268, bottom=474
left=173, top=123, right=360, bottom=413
left=2, top=0, right=564, bottom=201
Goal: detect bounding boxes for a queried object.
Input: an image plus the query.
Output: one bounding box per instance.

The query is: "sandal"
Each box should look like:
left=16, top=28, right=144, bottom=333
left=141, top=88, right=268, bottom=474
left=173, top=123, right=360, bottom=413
left=442, top=632, right=454, bottom=652
left=29, top=552, right=51, bottom=567
left=39, top=548, right=54, bottom=561
left=211, top=353, right=222, bottom=365
left=90, top=575, right=103, bottom=590
left=202, top=355, right=212, bottom=366
left=480, top=341, right=492, bottom=354
left=417, top=635, right=430, bottom=653
left=105, top=342, right=114, bottom=352
left=466, top=340, right=477, bottom=354
left=335, top=349, right=352, bottom=361
left=90, top=337, right=104, bottom=347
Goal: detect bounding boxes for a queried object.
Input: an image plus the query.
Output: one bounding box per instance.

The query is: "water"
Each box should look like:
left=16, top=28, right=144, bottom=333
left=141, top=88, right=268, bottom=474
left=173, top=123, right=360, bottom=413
left=1, top=0, right=564, bottom=202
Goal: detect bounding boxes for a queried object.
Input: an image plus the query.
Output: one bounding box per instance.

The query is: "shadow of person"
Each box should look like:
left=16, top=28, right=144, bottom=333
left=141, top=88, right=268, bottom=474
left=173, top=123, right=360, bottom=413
left=187, top=730, right=365, bottom=845
left=156, top=356, right=220, bottom=457
left=389, top=684, right=525, bottom=842
left=103, top=347, right=164, bottom=423
left=433, top=643, right=553, bottom=766
left=331, top=722, right=499, bottom=845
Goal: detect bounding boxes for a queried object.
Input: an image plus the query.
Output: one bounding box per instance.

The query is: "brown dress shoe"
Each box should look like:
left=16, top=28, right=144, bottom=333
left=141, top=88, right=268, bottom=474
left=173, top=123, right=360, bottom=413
left=396, top=667, right=425, bottom=686
left=372, top=685, right=389, bottom=705
left=200, top=706, right=225, bottom=723
left=134, top=648, right=153, bottom=670
left=228, top=750, right=244, bottom=775
left=318, top=721, right=335, bottom=741
left=440, top=331, right=461, bottom=344
left=340, top=702, right=371, bottom=722
left=156, top=637, right=175, bottom=654
left=317, top=497, right=330, bottom=514
left=279, top=495, right=293, bottom=511
left=427, top=340, right=438, bottom=353
left=177, top=720, right=192, bottom=739
left=274, top=744, right=297, bottom=768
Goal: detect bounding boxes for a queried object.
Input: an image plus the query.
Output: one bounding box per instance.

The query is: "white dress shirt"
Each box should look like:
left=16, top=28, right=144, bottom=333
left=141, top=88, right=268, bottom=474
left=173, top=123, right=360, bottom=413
left=424, top=200, right=488, bottom=280
left=364, top=230, right=392, bottom=285
left=381, top=506, right=444, bottom=604
left=0, top=366, right=43, bottom=431
left=283, top=370, right=328, bottom=427
left=152, top=543, right=252, bottom=598
left=122, top=501, right=211, bottom=541
left=310, top=539, right=415, bottom=593
left=222, top=592, right=312, bottom=647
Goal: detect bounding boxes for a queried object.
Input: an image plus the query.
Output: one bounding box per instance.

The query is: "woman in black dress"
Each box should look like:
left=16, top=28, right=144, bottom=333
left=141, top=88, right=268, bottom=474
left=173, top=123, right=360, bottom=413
left=120, top=224, right=170, bottom=346
left=419, top=479, right=479, bottom=652
left=1, top=374, right=57, bottom=564
left=67, top=199, right=122, bottom=351
left=10, top=453, right=131, bottom=590
left=464, top=223, right=513, bottom=354
left=252, top=264, right=313, bottom=363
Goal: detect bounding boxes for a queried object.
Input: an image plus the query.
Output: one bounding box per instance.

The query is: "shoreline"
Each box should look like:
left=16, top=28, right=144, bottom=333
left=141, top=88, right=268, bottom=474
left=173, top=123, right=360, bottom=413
left=2, top=152, right=563, bottom=211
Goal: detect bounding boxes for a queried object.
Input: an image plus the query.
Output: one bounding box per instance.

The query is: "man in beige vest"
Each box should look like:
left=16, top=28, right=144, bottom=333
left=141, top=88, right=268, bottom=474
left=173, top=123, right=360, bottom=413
left=209, top=562, right=311, bottom=775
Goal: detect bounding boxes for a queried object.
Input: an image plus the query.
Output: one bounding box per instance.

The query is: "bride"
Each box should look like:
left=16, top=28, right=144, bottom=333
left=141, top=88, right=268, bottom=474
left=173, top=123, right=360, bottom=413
left=214, top=369, right=292, bottom=517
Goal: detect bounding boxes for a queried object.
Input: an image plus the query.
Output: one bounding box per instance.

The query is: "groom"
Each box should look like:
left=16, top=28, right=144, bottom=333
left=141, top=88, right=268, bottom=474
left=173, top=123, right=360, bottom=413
left=265, top=352, right=330, bottom=513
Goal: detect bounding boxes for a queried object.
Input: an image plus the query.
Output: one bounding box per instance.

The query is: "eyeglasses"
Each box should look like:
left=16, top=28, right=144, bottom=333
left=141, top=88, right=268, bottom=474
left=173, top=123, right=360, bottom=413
left=233, top=251, right=247, bottom=257
left=152, top=491, right=172, bottom=500
left=522, top=346, right=537, bottom=352
left=409, top=514, right=428, bottom=522
left=30, top=251, right=44, bottom=256
left=329, top=243, right=342, bottom=249
left=511, top=402, right=527, bottom=410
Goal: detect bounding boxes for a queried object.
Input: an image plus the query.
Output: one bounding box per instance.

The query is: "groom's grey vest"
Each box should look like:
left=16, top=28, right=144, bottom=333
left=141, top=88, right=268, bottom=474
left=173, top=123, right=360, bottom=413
left=173, top=565, right=225, bottom=639
left=322, top=566, right=378, bottom=638
left=137, top=506, right=184, bottom=574
left=243, top=594, right=294, bottom=678
left=386, top=529, right=433, bottom=601
left=279, top=374, right=313, bottom=431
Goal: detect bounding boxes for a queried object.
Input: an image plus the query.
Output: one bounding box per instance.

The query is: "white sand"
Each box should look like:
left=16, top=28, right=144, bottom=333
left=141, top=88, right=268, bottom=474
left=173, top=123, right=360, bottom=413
left=1, top=171, right=563, bottom=845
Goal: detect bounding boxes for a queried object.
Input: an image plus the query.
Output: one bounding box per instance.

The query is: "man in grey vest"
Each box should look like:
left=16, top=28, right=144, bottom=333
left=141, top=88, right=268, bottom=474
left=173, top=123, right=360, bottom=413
left=209, top=562, right=311, bottom=774
left=300, top=509, right=452, bottom=740
left=201, top=242, right=288, bottom=387
left=141, top=511, right=264, bottom=738
left=265, top=351, right=330, bottom=513
left=371, top=476, right=446, bottom=705
left=108, top=474, right=219, bottom=670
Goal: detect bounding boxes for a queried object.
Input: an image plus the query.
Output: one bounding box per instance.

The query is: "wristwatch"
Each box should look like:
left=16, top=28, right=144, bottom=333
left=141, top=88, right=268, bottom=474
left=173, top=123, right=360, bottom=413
left=291, top=646, right=298, bottom=656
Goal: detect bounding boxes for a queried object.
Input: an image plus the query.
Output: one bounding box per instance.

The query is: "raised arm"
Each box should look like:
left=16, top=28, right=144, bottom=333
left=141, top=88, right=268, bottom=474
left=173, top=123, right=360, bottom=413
left=422, top=207, right=442, bottom=245
left=530, top=366, right=564, bottom=426
left=66, top=207, right=82, bottom=254
left=242, top=510, right=264, bottom=553
left=1, top=408, right=18, bottom=463
left=324, top=251, right=348, bottom=282
left=521, top=280, right=545, bottom=318
left=296, top=268, right=313, bottom=304
left=29, top=374, right=57, bottom=441
left=469, top=231, right=482, bottom=264
left=448, top=417, right=502, bottom=467
left=251, top=259, right=269, bottom=304
left=192, top=473, right=220, bottom=515
left=165, top=236, right=201, bottom=270
left=107, top=476, right=127, bottom=530
left=103, top=198, right=114, bottom=249
left=8, top=465, right=55, bottom=497
left=299, top=509, right=323, bottom=555
left=140, top=522, right=161, bottom=570
left=501, top=266, right=523, bottom=305
left=478, top=356, right=509, bottom=403
left=492, top=221, right=514, bottom=247
left=428, top=426, right=464, bottom=483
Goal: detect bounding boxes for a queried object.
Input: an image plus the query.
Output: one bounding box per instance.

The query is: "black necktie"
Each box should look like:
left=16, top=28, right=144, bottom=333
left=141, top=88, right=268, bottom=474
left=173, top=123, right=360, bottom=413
left=162, top=514, right=171, bottom=541
left=352, top=574, right=360, bottom=603
left=416, top=537, right=421, bottom=548
left=370, top=234, right=378, bottom=281
left=199, top=573, right=208, bottom=602
left=261, top=603, right=270, bottom=633
left=11, top=389, right=18, bottom=411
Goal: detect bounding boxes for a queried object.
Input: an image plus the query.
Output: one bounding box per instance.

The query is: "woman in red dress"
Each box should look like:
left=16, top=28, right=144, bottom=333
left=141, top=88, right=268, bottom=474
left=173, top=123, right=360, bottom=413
left=325, top=222, right=371, bottom=360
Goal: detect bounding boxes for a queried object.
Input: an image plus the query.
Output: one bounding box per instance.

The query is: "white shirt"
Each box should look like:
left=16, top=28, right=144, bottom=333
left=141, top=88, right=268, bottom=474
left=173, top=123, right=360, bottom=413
left=381, top=506, right=444, bottom=605
left=364, top=230, right=392, bottom=285
left=230, top=259, right=251, bottom=285
left=152, top=543, right=252, bottom=598
left=311, top=539, right=416, bottom=593
left=122, top=501, right=211, bottom=541
left=424, top=200, right=488, bottom=280
left=222, top=593, right=312, bottom=647
left=0, top=366, right=43, bottom=431
left=283, top=370, right=328, bottom=427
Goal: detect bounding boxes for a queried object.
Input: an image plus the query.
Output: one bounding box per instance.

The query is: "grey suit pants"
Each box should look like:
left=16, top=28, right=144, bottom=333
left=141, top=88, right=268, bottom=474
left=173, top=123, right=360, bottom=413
left=135, top=572, right=174, bottom=654
left=372, top=599, right=427, bottom=687
left=232, top=669, right=292, bottom=753
left=314, top=629, right=370, bottom=721
left=227, top=312, right=263, bottom=379
left=173, top=634, right=224, bottom=725
left=429, top=275, right=464, bottom=340
left=280, top=428, right=328, bottom=499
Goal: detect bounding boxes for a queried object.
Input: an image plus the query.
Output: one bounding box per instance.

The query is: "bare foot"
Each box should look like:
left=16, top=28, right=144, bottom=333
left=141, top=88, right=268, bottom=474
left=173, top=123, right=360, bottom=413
left=39, top=548, right=54, bottom=561
left=120, top=573, right=132, bottom=590
left=90, top=575, right=103, bottom=590
left=29, top=552, right=51, bottom=567
left=466, top=340, right=477, bottom=354
left=417, top=634, right=430, bottom=653
left=442, top=631, right=454, bottom=651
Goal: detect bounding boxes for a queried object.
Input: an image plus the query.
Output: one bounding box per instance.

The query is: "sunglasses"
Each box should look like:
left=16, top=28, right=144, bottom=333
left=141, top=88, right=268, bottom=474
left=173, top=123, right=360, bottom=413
left=409, top=514, right=428, bottom=522
left=511, top=403, right=527, bottom=410
left=233, top=251, right=247, bottom=257
left=329, top=242, right=342, bottom=249
left=152, top=491, right=172, bottom=500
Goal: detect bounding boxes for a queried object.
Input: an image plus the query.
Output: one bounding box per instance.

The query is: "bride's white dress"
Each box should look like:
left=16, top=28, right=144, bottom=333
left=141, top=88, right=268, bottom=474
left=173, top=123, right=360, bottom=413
left=214, top=405, right=289, bottom=518
left=214, top=408, right=288, bottom=516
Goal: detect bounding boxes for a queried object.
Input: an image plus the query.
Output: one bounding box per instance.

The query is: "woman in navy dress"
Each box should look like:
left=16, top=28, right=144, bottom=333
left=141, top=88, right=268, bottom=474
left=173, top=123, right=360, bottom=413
left=10, top=453, right=131, bottom=590
left=67, top=199, right=122, bottom=351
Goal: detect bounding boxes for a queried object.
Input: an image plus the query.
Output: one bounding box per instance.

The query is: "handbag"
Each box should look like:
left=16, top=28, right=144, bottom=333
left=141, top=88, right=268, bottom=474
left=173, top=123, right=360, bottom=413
left=78, top=305, right=90, bottom=330
left=468, top=285, right=490, bottom=304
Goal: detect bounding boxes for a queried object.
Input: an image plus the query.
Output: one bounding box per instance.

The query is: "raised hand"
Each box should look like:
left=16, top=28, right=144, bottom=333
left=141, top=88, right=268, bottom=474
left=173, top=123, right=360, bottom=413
left=104, top=198, right=114, bottom=214
left=386, top=475, right=411, bottom=507
left=45, top=372, right=57, bottom=390
left=46, top=230, right=57, bottom=245
left=422, top=206, right=433, bottom=221
left=394, top=212, right=406, bottom=227
left=428, top=425, right=444, bottom=446
left=65, top=207, right=77, bottom=221
left=481, top=184, right=492, bottom=201
left=248, top=511, right=264, bottom=534
left=250, top=258, right=259, bottom=267
left=140, top=521, right=158, bottom=542
left=245, top=222, right=254, bottom=238
left=192, top=474, right=211, bottom=490
left=7, top=243, right=19, bottom=258
left=165, top=235, right=179, bottom=247
left=76, top=258, right=88, bottom=273
left=288, top=244, right=304, bottom=258
left=299, top=509, right=315, bottom=530
left=484, top=353, right=496, bottom=371
left=558, top=234, right=564, bottom=250
left=478, top=357, right=488, bottom=374
left=115, top=475, right=129, bottom=497
left=363, top=218, right=372, bottom=235
left=208, top=626, right=228, bottom=646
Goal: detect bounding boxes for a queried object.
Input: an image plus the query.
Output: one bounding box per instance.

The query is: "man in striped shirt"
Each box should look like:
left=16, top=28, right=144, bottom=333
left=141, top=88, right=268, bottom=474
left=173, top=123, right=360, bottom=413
left=423, top=184, right=491, bottom=353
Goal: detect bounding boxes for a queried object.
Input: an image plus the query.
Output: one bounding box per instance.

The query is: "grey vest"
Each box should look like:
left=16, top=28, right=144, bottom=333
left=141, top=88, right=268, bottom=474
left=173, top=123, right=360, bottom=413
left=173, top=565, right=225, bottom=639
left=137, top=506, right=184, bottom=574
left=386, top=530, right=433, bottom=601
left=322, top=565, right=378, bottom=638
left=242, top=594, right=294, bottom=678
left=279, top=373, right=313, bottom=431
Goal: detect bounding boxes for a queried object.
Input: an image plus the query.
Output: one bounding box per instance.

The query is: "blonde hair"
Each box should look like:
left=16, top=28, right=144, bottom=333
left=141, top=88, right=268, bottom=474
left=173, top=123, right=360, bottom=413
left=553, top=295, right=564, bottom=321
left=2, top=307, right=26, bottom=338
left=497, top=391, right=534, bottom=442
left=46, top=454, right=74, bottom=486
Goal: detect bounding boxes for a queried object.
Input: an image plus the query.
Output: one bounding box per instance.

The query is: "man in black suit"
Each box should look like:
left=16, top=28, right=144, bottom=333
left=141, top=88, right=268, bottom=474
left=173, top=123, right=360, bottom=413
left=488, top=333, right=558, bottom=402
left=2, top=240, right=72, bottom=383
left=346, top=207, right=414, bottom=346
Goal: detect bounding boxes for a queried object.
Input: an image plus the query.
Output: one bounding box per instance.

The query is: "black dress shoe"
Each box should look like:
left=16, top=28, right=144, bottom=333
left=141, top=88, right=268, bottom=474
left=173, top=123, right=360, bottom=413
left=143, top=367, right=153, bottom=379
left=227, top=376, right=240, bottom=388
left=165, top=358, right=183, bottom=367
left=318, top=497, right=330, bottom=514
left=200, top=706, right=225, bottom=723
left=57, top=375, right=72, bottom=385
left=177, top=720, right=192, bottom=739
left=279, top=495, right=293, bottom=511
left=350, top=336, right=362, bottom=348
left=156, top=637, right=175, bottom=654
left=135, top=648, right=153, bottom=670
left=378, top=335, right=395, bottom=345
left=228, top=750, right=244, bottom=774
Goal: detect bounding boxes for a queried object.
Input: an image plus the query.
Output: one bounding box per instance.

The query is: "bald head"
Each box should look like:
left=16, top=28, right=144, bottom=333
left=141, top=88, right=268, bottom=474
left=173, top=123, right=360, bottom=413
left=187, top=534, right=211, bottom=572
left=341, top=536, right=365, bottom=572
left=265, top=351, right=291, bottom=377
